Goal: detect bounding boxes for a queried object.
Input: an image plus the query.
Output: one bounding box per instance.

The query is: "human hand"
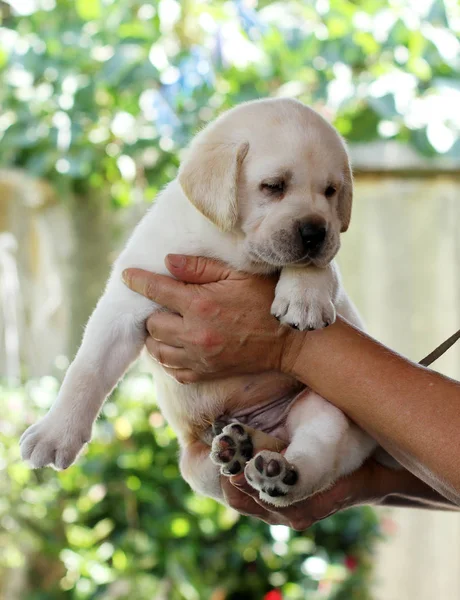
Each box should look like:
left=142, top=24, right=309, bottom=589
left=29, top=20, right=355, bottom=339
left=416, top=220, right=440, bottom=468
left=221, top=459, right=391, bottom=529
left=122, top=255, right=305, bottom=383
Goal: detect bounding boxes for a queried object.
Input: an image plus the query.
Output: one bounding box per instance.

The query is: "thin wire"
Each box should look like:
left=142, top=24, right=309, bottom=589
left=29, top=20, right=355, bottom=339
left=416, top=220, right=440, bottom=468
left=418, top=328, right=460, bottom=367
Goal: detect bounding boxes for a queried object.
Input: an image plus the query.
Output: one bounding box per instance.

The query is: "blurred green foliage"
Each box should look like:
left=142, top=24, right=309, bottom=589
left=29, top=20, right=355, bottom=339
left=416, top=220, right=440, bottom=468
left=1, top=376, right=380, bottom=599
left=0, top=0, right=459, bottom=208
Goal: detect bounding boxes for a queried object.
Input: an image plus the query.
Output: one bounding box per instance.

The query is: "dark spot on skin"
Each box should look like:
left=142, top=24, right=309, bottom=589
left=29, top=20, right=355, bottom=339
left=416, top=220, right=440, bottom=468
left=267, top=487, right=287, bottom=497
left=227, top=460, right=241, bottom=475
left=266, top=459, right=281, bottom=477
left=255, top=455, right=264, bottom=473
left=282, top=469, right=298, bottom=486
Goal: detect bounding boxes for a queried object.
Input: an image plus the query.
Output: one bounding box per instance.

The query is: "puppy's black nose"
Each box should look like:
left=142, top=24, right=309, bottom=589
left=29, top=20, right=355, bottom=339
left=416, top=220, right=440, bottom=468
left=298, top=220, right=327, bottom=255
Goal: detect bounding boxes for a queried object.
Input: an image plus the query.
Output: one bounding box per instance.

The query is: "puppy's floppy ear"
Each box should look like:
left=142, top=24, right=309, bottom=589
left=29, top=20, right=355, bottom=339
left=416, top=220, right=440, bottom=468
left=179, top=141, right=249, bottom=232
left=338, top=158, right=353, bottom=233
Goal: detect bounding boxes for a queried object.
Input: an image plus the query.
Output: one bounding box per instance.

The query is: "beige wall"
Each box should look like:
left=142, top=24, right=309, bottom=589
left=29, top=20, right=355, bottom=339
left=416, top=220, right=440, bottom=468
left=339, top=175, right=460, bottom=600
left=0, top=172, right=72, bottom=380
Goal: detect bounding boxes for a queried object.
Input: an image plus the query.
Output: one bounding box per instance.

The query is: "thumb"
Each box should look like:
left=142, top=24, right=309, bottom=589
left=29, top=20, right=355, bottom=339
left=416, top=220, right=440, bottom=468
left=165, top=254, right=245, bottom=284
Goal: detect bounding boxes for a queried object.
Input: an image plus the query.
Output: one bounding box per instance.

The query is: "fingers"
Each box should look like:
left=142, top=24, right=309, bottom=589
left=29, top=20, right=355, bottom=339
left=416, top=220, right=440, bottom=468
left=231, top=474, right=260, bottom=497
left=162, top=367, right=202, bottom=385
left=221, top=477, right=284, bottom=524
left=231, top=476, right=296, bottom=517
left=122, top=269, right=189, bottom=314
left=229, top=475, right=340, bottom=531
left=227, top=470, right=361, bottom=530
left=146, top=311, right=184, bottom=347
left=162, top=367, right=230, bottom=384
left=145, top=338, right=189, bottom=369
left=166, top=254, right=245, bottom=284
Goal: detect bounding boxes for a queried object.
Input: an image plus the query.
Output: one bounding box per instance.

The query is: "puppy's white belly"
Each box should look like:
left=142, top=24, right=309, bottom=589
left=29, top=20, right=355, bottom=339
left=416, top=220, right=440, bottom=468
left=221, top=393, right=300, bottom=442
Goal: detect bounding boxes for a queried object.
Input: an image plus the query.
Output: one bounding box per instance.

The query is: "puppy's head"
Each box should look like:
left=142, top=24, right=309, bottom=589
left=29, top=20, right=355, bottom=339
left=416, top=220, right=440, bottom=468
left=179, top=98, right=352, bottom=268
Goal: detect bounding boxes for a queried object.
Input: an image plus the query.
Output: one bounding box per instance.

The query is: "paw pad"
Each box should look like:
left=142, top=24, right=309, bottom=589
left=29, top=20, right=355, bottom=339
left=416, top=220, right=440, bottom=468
left=245, top=450, right=299, bottom=505
left=282, top=468, right=298, bottom=485
left=211, top=423, right=253, bottom=476
left=266, top=459, right=281, bottom=477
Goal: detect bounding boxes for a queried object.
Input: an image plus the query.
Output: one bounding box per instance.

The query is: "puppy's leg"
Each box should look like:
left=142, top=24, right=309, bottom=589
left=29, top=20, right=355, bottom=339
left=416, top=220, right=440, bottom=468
left=182, top=426, right=288, bottom=503
left=20, top=280, right=155, bottom=469
left=271, top=261, right=340, bottom=331
left=180, top=440, right=224, bottom=502
left=245, top=391, right=377, bottom=507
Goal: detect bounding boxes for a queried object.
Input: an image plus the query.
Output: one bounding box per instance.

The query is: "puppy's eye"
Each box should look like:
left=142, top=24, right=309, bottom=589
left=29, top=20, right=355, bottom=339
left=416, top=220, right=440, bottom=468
left=260, top=180, right=286, bottom=197
left=324, top=185, right=337, bottom=198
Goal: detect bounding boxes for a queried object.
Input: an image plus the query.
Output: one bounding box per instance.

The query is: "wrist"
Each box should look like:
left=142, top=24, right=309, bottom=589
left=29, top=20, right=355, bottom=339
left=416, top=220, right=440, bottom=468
left=278, top=327, right=309, bottom=375
left=371, top=464, right=431, bottom=505
left=332, top=461, right=406, bottom=508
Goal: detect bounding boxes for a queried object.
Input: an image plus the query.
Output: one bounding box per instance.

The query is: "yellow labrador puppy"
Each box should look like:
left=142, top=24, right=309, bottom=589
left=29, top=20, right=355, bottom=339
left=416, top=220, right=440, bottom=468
left=20, top=98, right=378, bottom=506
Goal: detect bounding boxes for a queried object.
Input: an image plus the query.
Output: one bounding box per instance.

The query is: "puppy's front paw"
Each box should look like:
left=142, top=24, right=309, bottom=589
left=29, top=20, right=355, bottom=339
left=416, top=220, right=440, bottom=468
left=271, top=292, right=336, bottom=331
left=211, top=423, right=253, bottom=476
left=20, top=414, right=91, bottom=470
left=245, top=450, right=298, bottom=507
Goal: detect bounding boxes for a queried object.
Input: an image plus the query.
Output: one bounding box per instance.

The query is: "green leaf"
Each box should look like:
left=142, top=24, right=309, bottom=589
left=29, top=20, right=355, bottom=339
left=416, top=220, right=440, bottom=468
left=76, top=0, right=101, bottom=21
left=0, top=48, right=7, bottom=69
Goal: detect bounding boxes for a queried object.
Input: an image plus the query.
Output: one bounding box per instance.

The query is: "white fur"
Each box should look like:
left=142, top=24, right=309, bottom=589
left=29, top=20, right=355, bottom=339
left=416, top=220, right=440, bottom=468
left=245, top=392, right=376, bottom=506
left=272, top=264, right=339, bottom=330
left=20, top=98, right=379, bottom=505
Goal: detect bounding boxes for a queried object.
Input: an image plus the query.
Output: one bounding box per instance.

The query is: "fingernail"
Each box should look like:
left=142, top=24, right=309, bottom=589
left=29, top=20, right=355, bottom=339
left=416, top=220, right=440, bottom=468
left=121, top=269, right=129, bottom=284
left=167, top=254, right=186, bottom=269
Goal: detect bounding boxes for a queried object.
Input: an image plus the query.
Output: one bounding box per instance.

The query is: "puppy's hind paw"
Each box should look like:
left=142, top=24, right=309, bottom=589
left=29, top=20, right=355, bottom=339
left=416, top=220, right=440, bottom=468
left=211, top=423, right=253, bottom=476
left=245, top=450, right=298, bottom=506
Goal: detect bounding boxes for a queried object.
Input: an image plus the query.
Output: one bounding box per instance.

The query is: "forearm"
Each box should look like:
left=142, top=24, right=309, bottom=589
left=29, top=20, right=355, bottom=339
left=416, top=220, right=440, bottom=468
left=381, top=497, right=459, bottom=510
left=373, top=467, right=460, bottom=511
left=285, top=317, right=460, bottom=504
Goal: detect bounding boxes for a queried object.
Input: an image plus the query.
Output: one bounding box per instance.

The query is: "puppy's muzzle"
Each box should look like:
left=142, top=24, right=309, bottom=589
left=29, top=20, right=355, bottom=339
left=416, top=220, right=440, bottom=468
left=298, top=218, right=327, bottom=257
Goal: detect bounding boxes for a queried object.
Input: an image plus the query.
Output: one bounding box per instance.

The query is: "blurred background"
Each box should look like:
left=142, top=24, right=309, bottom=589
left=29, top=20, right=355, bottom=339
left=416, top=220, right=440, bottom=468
left=0, top=0, right=459, bottom=598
